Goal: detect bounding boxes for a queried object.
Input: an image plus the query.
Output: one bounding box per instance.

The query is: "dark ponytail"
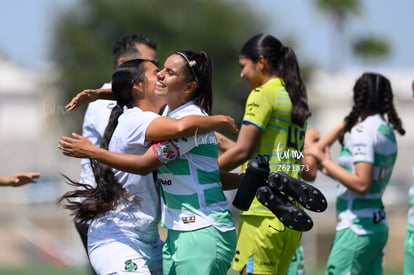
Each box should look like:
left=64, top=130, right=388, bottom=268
left=240, top=33, right=311, bottom=126
left=175, top=51, right=213, bottom=114
left=58, top=59, right=147, bottom=223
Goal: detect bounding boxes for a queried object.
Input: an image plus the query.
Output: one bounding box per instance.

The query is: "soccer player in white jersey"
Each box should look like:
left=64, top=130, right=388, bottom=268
left=74, top=34, right=158, bottom=274
left=59, top=51, right=238, bottom=275
left=59, top=58, right=238, bottom=274
left=307, top=72, right=406, bottom=275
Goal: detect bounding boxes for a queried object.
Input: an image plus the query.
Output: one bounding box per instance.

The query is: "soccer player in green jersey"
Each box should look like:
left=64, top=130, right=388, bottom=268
left=307, top=72, right=405, bottom=274
left=403, top=80, right=414, bottom=275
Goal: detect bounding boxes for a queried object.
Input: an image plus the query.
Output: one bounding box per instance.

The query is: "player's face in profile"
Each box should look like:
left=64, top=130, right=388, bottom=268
left=141, top=61, right=165, bottom=111
left=239, top=55, right=262, bottom=90
left=155, top=54, right=188, bottom=103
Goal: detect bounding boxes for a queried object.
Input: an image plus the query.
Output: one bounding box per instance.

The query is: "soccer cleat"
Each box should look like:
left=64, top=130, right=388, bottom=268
left=268, top=172, right=327, bottom=213
left=256, top=186, right=313, bottom=232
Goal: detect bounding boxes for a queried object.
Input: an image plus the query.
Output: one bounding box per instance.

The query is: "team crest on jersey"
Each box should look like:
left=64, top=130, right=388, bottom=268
left=153, top=141, right=180, bottom=164
left=124, top=259, right=138, bottom=271
left=182, top=215, right=196, bottom=224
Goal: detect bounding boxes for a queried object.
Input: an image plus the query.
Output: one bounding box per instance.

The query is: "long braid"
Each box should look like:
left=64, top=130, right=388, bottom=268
left=387, top=107, right=405, bottom=135
left=338, top=77, right=368, bottom=145
left=381, top=77, right=405, bottom=135
left=338, top=72, right=406, bottom=145
left=59, top=105, right=127, bottom=223
left=59, top=59, right=146, bottom=223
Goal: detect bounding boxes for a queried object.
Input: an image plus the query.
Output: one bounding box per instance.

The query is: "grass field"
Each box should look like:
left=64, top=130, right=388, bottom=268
left=0, top=204, right=407, bottom=275
left=0, top=266, right=89, bottom=275
left=0, top=266, right=403, bottom=275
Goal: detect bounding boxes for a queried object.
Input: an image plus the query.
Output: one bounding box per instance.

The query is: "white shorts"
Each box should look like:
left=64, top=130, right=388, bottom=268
left=88, top=238, right=163, bottom=275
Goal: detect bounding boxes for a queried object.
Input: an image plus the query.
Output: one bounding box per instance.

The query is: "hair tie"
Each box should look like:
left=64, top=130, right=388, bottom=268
left=188, top=60, right=196, bottom=67
left=176, top=52, right=198, bottom=85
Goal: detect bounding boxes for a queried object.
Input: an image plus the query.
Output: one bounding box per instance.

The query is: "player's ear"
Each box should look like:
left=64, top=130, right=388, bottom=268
left=257, top=55, right=270, bottom=73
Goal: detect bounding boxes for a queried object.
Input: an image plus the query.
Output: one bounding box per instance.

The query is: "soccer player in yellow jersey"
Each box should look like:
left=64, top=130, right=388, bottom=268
left=218, top=33, right=312, bottom=275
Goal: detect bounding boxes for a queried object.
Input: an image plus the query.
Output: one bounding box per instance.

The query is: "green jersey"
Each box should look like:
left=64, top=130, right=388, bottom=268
left=407, top=161, right=414, bottom=231
left=155, top=101, right=235, bottom=232
left=336, top=114, right=397, bottom=234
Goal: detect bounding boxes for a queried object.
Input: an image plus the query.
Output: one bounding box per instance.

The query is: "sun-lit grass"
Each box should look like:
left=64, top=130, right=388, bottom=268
left=0, top=266, right=89, bottom=275
left=0, top=265, right=403, bottom=275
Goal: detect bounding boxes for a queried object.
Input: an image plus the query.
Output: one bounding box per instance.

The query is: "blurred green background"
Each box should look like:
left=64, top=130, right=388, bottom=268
left=1, top=0, right=413, bottom=274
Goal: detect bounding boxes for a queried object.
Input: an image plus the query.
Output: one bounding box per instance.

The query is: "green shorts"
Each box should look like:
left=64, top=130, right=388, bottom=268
left=286, top=244, right=305, bottom=275
left=163, top=226, right=237, bottom=275
left=326, top=228, right=388, bottom=275
left=232, top=215, right=302, bottom=274
left=404, top=228, right=414, bottom=275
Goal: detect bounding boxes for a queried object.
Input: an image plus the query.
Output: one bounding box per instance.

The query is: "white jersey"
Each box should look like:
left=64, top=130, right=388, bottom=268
left=152, top=101, right=235, bottom=233
left=88, top=107, right=163, bottom=274
left=88, top=107, right=161, bottom=246
left=80, top=83, right=115, bottom=187
left=336, top=114, right=397, bottom=234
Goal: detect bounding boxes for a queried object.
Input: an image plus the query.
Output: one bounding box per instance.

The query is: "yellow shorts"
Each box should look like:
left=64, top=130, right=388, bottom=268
left=232, top=215, right=301, bottom=274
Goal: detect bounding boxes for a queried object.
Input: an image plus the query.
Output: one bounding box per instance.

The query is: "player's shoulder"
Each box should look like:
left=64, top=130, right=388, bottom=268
left=251, top=78, right=285, bottom=94
left=87, top=99, right=116, bottom=111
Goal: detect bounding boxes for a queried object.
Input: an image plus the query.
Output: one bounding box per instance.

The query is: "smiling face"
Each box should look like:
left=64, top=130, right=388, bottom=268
left=155, top=54, right=194, bottom=110
left=239, top=55, right=263, bottom=90
left=128, top=61, right=165, bottom=113
left=142, top=61, right=165, bottom=111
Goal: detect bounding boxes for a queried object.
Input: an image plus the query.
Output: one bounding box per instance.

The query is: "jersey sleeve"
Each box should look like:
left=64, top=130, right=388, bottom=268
left=126, top=111, right=160, bottom=146
left=151, top=137, right=197, bottom=164
left=242, top=88, right=272, bottom=131
left=82, top=103, right=102, bottom=146
left=350, top=124, right=375, bottom=164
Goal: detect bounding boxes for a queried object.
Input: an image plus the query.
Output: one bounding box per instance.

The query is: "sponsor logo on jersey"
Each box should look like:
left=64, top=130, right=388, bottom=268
left=247, top=102, right=260, bottom=111
left=157, top=178, right=172, bottom=186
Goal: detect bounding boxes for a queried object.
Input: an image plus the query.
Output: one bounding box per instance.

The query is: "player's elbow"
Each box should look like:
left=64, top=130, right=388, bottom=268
left=130, top=167, right=152, bottom=175
left=352, top=182, right=371, bottom=195
left=236, top=148, right=253, bottom=163
left=356, top=186, right=370, bottom=195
